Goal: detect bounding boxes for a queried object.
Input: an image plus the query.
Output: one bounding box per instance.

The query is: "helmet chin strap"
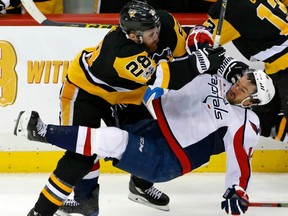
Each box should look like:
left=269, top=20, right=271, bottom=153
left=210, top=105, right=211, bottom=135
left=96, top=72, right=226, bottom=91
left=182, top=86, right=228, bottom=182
left=236, top=97, right=261, bottom=108
left=137, top=36, right=143, bottom=44
left=136, top=31, right=144, bottom=44
left=236, top=97, right=252, bottom=108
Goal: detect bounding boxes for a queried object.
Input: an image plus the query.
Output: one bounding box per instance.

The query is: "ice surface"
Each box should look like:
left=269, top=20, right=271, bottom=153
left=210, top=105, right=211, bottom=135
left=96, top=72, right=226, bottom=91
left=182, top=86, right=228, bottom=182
left=0, top=173, right=287, bottom=216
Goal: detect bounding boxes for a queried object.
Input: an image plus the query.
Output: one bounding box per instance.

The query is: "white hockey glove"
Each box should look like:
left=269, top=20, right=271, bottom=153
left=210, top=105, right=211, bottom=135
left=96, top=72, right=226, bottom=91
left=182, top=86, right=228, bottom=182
left=221, top=185, right=249, bottom=215
left=189, top=46, right=226, bottom=74
left=185, top=25, right=214, bottom=54
left=217, top=57, right=249, bottom=83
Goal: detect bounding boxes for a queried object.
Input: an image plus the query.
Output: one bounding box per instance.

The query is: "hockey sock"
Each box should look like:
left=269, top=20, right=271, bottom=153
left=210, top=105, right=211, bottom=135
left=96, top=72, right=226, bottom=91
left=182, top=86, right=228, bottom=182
left=34, top=173, right=74, bottom=216
left=34, top=193, right=60, bottom=216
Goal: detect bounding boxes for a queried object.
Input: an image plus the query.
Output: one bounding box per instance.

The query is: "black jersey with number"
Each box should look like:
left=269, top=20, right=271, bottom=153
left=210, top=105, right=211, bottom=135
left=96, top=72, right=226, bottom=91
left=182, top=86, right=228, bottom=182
left=204, top=0, right=288, bottom=75
left=67, top=10, right=194, bottom=105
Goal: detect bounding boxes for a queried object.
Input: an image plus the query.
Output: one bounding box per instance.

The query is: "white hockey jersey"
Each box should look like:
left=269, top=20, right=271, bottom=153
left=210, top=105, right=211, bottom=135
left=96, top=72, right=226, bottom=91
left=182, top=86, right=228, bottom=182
left=152, top=74, right=260, bottom=190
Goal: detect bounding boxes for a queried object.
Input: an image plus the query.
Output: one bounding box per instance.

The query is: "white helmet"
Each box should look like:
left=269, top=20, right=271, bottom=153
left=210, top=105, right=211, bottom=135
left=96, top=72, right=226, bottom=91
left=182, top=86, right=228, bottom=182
left=246, top=69, right=275, bottom=106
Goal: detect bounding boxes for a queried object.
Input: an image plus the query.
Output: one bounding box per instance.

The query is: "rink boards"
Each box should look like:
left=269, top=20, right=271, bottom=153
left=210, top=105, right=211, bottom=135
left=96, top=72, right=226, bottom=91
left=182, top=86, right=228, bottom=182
left=1, top=148, right=288, bottom=173
left=1, top=134, right=287, bottom=173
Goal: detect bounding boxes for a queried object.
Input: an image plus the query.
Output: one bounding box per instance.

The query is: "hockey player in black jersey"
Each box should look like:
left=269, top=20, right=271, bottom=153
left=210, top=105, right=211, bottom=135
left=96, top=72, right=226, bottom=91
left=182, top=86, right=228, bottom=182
left=204, top=0, right=288, bottom=142
left=21, top=1, right=226, bottom=216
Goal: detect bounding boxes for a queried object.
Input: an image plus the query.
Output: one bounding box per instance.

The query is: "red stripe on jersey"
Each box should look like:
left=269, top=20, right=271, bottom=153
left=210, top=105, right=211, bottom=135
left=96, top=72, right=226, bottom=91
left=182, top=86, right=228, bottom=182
left=152, top=98, right=192, bottom=175
left=234, top=125, right=250, bottom=190
left=91, top=161, right=100, bottom=171
left=84, top=127, right=92, bottom=156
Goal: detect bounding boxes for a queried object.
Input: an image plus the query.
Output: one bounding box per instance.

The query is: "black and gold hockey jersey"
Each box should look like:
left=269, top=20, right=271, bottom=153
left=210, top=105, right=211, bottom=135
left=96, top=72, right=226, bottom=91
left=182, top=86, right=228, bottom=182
left=67, top=10, right=194, bottom=105
left=204, top=0, right=288, bottom=75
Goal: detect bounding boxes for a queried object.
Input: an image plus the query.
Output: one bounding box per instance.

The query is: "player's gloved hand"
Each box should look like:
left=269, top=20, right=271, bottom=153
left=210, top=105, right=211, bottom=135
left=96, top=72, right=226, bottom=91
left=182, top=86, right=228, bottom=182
left=217, top=56, right=249, bottom=83
left=0, top=0, right=6, bottom=11
left=185, top=25, right=214, bottom=54
left=221, top=185, right=249, bottom=215
left=9, top=0, right=49, bottom=8
left=9, top=0, right=21, bottom=7
left=0, top=0, right=14, bottom=10
left=189, top=46, right=226, bottom=74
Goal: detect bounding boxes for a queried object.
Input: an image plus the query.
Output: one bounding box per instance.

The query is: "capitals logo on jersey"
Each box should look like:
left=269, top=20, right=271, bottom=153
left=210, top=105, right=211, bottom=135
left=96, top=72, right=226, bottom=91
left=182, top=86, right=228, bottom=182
left=203, top=75, right=229, bottom=120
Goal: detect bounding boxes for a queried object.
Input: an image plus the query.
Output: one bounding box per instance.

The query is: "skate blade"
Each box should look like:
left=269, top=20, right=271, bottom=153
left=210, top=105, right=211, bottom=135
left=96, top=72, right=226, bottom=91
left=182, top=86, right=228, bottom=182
left=128, top=193, right=170, bottom=211
left=54, top=210, right=85, bottom=216
left=13, top=110, right=31, bottom=136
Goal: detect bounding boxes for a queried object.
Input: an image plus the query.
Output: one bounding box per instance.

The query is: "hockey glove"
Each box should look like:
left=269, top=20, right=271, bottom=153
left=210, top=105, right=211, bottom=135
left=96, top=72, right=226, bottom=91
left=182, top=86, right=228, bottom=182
left=189, top=46, right=226, bottom=74
left=185, top=25, right=214, bottom=54
left=0, top=0, right=6, bottom=11
left=8, top=0, right=49, bottom=8
left=217, top=57, right=249, bottom=83
left=221, top=185, right=249, bottom=215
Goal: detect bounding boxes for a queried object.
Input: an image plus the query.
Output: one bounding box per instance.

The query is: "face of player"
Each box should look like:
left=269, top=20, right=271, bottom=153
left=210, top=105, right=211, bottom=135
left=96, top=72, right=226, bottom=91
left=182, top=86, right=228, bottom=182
left=142, top=25, right=161, bottom=52
left=129, top=25, right=161, bottom=52
left=226, top=75, right=257, bottom=106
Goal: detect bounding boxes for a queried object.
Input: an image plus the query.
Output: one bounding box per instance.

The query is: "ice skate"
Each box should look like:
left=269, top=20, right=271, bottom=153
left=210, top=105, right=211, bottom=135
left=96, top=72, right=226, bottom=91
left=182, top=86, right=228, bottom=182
left=128, top=176, right=170, bottom=211
left=14, top=110, right=48, bottom=143
left=27, top=208, right=42, bottom=216
left=55, top=186, right=99, bottom=216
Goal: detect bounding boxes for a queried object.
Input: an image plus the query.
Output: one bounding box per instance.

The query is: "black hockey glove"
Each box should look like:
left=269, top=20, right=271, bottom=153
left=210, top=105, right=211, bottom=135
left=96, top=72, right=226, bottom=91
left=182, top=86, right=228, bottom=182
left=221, top=185, right=249, bottom=215
left=9, top=0, right=21, bottom=7
left=9, top=0, right=49, bottom=8
left=217, top=56, right=249, bottom=83
left=189, top=46, right=226, bottom=74
left=0, top=0, right=5, bottom=10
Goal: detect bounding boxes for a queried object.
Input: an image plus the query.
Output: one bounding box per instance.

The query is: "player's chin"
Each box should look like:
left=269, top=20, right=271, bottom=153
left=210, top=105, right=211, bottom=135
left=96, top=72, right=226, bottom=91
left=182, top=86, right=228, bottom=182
left=147, top=41, right=158, bottom=52
left=148, top=46, right=157, bottom=53
left=226, top=91, right=235, bottom=102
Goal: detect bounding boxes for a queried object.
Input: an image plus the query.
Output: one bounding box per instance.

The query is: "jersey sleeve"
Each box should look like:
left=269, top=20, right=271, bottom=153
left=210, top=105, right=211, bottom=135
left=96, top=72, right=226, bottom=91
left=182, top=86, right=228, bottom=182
left=157, top=10, right=189, bottom=57
left=224, top=108, right=260, bottom=191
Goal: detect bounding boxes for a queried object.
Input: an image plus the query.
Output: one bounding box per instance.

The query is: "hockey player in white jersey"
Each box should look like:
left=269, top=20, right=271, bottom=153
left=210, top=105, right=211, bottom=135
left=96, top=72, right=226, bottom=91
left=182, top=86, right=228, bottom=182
left=15, top=69, right=275, bottom=215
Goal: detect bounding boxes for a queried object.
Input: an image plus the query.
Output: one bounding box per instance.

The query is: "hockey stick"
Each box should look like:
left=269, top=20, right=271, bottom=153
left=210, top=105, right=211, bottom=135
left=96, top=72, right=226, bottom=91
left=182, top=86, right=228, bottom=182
left=20, top=0, right=115, bottom=29
left=249, top=202, right=288, bottom=207
left=213, top=0, right=228, bottom=48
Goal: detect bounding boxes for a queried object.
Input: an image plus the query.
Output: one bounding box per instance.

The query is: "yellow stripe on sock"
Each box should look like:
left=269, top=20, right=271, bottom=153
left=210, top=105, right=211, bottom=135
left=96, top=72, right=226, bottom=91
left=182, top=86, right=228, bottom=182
left=50, top=173, right=73, bottom=194
left=41, top=188, right=63, bottom=206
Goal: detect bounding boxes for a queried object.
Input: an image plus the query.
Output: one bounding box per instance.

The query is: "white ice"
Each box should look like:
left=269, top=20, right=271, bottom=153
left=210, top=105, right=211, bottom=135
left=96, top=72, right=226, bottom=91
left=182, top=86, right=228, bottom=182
left=0, top=173, right=288, bottom=216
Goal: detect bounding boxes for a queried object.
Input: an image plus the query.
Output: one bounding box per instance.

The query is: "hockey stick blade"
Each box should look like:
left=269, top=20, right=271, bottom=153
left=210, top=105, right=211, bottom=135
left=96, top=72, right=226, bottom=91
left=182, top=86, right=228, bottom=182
left=20, top=0, right=115, bottom=29
left=249, top=202, right=288, bottom=207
